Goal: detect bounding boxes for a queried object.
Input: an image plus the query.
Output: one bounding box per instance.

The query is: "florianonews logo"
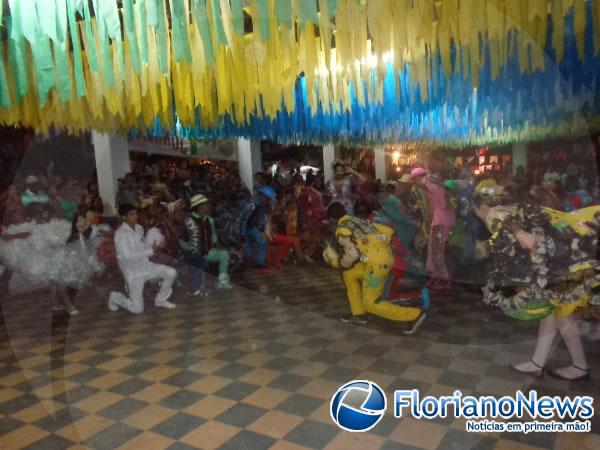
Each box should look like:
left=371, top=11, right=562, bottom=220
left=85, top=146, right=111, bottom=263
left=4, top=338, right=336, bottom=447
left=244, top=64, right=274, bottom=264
left=330, top=380, right=387, bottom=432
left=331, top=381, right=594, bottom=434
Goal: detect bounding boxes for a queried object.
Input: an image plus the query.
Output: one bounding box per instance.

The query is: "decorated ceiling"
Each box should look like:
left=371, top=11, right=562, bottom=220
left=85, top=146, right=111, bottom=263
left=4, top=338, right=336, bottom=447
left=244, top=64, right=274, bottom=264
left=1, top=0, right=600, bottom=146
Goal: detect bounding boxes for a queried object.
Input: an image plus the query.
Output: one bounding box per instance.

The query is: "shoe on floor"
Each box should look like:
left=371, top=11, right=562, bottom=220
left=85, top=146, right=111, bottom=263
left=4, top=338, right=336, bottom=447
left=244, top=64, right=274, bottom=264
left=156, top=300, right=177, bottom=309
left=217, top=274, right=233, bottom=289
left=189, top=289, right=209, bottom=297
left=340, top=315, right=368, bottom=325
left=108, top=292, right=120, bottom=311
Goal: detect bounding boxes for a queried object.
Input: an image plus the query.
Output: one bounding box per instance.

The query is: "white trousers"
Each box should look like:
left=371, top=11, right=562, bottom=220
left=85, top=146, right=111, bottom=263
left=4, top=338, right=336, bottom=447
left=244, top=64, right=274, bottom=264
left=111, top=264, right=177, bottom=314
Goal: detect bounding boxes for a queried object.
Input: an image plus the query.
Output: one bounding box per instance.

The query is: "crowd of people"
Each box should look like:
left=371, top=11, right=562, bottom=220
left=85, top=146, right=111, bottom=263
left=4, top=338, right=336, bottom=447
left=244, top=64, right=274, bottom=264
left=1, top=150, right=600, bottom=381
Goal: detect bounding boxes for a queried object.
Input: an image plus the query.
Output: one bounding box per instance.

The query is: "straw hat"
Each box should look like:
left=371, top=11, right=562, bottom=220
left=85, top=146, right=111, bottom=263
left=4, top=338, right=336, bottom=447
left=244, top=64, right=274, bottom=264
left=398, top=174, right=412, bottom=184
left=190, top=194, right=209, bottom=208
left=25, top=175, right=40, bottom=185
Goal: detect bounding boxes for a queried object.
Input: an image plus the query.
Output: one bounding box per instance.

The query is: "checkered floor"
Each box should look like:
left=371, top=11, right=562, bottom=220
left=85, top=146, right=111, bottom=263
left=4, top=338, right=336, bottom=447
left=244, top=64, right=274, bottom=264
left=0, top=263, right=598, bottom=450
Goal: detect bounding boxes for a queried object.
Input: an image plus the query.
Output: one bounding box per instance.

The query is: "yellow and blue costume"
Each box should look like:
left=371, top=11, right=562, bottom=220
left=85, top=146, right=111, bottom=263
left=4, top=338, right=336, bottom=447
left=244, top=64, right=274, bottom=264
left=324, top=215, right=424, bottom=323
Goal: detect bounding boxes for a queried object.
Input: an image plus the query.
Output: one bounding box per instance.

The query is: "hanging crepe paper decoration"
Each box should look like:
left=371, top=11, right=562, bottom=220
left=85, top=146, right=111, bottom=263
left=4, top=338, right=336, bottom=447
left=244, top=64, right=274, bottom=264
left=0, top=0, right=600, bottom=148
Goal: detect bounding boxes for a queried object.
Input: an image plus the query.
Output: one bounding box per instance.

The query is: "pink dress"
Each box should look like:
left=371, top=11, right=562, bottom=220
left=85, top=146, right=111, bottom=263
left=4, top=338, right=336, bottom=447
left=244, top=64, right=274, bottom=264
left=425, top=180, right=455, bottom=281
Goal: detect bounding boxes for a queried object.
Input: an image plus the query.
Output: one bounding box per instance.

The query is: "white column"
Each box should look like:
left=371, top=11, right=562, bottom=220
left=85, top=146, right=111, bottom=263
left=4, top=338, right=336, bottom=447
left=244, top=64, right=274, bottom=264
left=374, top=146, right=387, bottom=182
left=92, top=131, right=130, bottom=216
left=237, top=138, right=262, bottom=192
left=323, top=143, right=340, bottom=184
left=512, top=142, right=527, bottom=174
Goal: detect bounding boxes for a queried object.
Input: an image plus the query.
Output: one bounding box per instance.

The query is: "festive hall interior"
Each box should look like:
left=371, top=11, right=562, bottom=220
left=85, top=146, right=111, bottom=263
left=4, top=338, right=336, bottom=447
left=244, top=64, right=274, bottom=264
left=1, top=1, right=600, bottom=449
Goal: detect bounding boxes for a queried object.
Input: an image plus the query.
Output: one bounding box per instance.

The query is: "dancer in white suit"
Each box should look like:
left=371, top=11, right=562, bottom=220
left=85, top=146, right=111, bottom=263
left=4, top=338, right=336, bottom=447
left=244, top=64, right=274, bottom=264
left=109, top=204, right=177, bottom=314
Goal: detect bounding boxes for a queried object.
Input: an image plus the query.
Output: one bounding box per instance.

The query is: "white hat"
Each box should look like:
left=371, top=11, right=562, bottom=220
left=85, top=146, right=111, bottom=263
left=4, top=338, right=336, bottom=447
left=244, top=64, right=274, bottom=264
left=190, top=194, right=209, bottom=208
left=25, top=175, right=40, bottom=184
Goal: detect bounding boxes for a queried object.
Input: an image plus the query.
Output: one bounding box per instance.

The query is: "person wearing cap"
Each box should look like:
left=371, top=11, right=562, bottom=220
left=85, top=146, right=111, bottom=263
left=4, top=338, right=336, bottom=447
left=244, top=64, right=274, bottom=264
left=245, top=186, right=277, bottom=273
left=180, top=194, right=232, bottom=294
left=412, top=168, right=456, bottom=288
left=21, top=175, right=50, bottom=209
left=109, top=204, right=177, bottom=314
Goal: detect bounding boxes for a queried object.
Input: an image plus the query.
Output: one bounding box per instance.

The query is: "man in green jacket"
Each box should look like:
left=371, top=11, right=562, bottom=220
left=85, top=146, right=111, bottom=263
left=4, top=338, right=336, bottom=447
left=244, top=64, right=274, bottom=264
left=181, top=194, right=232, bottom=290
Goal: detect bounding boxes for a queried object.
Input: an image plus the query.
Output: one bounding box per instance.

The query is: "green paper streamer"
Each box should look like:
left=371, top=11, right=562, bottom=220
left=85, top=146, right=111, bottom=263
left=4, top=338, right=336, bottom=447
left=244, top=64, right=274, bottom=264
left=328, top=0, right=340, bottom=16
left=7, top=18, right=28, bottom=101
left=135, top=0, right=149, bottom=65
left=66, top=0, right=86, bottom=96
left=12, top=0, right=35, bottom=43
left=37, top=0, right=58, bottom=43
left=54, top=0, right=68, bottom=45
left=170, top=0, right=193, bottom=62
left=100, top=0, right=122, bottom=39
left=231, top=0, right=244, bottom=35
left=210, top=0, right=228, bottom=45
left=123, top=0, right=141, bottom=73
left=30, top=33, right=56, bottom=106
left=54, top=45, right=71, bottom=102
left=101, top=36, right=116, bottom=88
left=146, top=0, right=158, bottom=27
left=0, top=45, right=12, bottom=108
left=297, top=0, right=319, bottom=29
left=54, top=0, right=71, bottom=102
left=156, top=0, right=169, bottom=74
left=276, top=0, right=293, bottom=29
left=83, top=0, right=98, bottom=71
left=255, top=0, right=269, bottom=41
left=192, top=0, right=214, bottom=64
left=92, top=0, right=104, bottom=40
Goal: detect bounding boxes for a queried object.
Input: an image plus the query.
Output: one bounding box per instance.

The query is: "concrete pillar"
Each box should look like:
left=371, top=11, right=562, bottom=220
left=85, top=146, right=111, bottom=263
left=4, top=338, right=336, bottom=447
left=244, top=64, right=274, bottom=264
left=92, top=131, right=130, bottom=216
left=374, top=146, right=387, bottom=182
left=237, top=138, right=262, bottom=192
left=323, top=143, right=340, bottom=184
left=512, top=142, right=527, bottom=174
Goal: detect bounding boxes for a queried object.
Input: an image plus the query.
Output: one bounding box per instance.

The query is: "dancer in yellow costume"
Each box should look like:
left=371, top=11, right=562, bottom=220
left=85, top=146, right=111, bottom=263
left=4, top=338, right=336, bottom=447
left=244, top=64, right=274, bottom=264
left=323, top=202, right=426, bottom=333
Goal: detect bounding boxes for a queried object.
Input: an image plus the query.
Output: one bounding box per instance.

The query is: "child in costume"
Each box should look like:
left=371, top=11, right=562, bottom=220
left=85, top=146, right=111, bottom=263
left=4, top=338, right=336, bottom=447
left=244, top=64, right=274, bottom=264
left=0, top=204, right=106, bottom=315
left=474, top=181, right=600, bottom=381
left=323, top=202, right=428, bottom=334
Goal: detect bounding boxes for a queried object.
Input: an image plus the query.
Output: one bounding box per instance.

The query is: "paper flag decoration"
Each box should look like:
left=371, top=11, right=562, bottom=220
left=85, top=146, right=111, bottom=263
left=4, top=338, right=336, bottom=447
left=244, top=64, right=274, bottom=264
left=0, top=0, right=600, bottom=148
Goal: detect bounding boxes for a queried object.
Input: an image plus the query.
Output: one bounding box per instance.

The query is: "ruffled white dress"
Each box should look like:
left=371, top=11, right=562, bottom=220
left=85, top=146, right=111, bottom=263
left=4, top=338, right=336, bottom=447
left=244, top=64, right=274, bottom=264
left=0, top=220, right=106, bottom=292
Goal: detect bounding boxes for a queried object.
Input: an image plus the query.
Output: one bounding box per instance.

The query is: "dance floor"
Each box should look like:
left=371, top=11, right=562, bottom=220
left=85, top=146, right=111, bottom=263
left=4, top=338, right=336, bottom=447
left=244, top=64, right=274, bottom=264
left=0, top=264, right=598, bottom=450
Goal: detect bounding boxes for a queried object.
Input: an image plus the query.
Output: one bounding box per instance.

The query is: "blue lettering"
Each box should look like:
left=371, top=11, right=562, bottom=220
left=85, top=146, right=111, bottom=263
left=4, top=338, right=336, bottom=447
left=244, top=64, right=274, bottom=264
left=578, top=397, right=594, bottom=419
left=498, top=397, right=515, bottom=419
left=394, top=391, right=412, bottom=418
left=462, top=396, right=479, bottom=418
left=421, top=397, right=439, bottom=418
left=553, top=396, right=580, bottom=419
left=412, top=390, right=421, bottom=419
left=480, top=397, right=498, bottom=418
left=537, top=398, right=554, bottom=418
left=516, top=390, right=536, bottom=418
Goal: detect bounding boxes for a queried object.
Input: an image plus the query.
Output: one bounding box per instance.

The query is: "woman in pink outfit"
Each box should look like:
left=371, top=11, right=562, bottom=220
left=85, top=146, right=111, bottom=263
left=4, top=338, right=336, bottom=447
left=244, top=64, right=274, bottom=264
left=411, top=168, right=455, bottom=288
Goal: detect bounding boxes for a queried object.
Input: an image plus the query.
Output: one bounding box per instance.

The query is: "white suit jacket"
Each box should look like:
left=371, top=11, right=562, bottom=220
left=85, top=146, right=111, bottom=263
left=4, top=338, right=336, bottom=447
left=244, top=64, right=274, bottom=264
left=115, top=223, right=154, bottom=279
